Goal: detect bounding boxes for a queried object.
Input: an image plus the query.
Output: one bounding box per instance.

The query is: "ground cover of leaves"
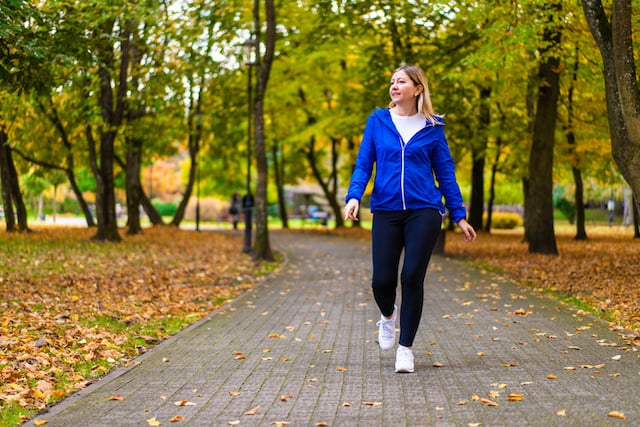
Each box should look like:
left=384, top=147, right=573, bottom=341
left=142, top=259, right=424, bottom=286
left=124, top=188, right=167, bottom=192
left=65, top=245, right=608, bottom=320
left=446, top=227, right=640, bottom=336
left=2, top=224, right=638, bottom=424
left=0, top=226, right=259, bottom=422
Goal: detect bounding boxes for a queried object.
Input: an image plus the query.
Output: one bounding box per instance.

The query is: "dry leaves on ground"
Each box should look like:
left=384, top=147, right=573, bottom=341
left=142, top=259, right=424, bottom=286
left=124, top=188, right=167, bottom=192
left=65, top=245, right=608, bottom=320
left=444, top=228, right=640, bottom=335
left=0, top=226, right=260, bottom=414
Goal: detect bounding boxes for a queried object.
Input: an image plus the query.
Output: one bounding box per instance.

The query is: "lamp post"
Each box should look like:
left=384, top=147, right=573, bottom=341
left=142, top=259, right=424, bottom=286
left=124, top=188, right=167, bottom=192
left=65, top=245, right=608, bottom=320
left=242, top=37, right=256, bottom=253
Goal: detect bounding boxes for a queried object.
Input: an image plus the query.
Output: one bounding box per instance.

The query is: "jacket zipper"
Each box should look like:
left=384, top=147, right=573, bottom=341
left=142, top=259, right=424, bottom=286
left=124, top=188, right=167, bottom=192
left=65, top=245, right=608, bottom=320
left=400, top=137, right=407, bottom=210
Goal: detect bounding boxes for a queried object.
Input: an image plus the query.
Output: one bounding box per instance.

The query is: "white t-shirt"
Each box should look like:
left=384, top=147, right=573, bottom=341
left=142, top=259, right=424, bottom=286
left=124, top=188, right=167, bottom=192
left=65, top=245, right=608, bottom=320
left=391, top=111, right=426, bottom=144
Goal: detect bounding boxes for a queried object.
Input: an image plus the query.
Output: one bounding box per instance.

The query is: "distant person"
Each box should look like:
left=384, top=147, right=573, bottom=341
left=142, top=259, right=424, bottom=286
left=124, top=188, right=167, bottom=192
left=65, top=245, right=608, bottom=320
left=608, top=198, right=615, bottom=227
left=344, top=64, right=476, bottom=373
left=229, top=192, right=241, bottom=230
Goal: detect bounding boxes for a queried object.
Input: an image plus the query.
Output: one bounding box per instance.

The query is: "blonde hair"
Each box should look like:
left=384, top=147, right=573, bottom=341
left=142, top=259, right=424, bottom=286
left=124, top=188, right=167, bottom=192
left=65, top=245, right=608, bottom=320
left=388, top=64, right=441, bottom=124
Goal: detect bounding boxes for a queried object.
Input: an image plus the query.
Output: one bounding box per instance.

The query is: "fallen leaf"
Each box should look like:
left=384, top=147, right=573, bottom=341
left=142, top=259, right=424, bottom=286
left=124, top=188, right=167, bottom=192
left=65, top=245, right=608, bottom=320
left=456, top=400, right=467, bottom=405
left=506, top=392, right=524, bottom=401
left=608, top=411, right=625, bottom=419
left=244, top=405, right=260, bottom=415
left=147, top=417, right=161, bottom=426
left=228, top=421, right=240, bottom=425
left=433, top=362, right=444, bottom=367
left=174, top=400, right=197, bottom=406
left=362, top=401, right=383, bottom=406
left=336, top=366, right=347, bottom=371
left=33, top=421, right=48, bottom=426
left=170, top=416, right=185, bottom=422
left=316, top=423, right=329, bottom=426
left=479, top=398, right=499, bottom=406
left=342, top=402, right=351, bottom=407
left=557, top=409, right=567, bottom=416
left=547, top=374, right=557, bottom=379
left=280, top=395, right=294, bottom=401
left=228, top=391, right=240, bottom=397
left=107, top=395, right=124, bottom=401
left=612, top=355, right=622, bottom=361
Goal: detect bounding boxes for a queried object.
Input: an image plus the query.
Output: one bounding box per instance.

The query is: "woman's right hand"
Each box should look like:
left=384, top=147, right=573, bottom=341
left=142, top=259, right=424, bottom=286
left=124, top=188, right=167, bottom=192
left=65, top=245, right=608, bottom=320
left=344, top=199, right=360, bottom=221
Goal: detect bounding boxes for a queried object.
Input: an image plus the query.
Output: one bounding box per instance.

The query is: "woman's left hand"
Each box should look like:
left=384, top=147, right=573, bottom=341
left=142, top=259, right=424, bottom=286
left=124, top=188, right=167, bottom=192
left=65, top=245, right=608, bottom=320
left=456, top=219, right=477, bottom=242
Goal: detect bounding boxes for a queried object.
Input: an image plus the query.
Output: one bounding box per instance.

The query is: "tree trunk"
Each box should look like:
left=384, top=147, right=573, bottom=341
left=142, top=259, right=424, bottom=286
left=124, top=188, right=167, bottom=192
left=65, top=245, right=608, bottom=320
left=582, top=0, right=640, bottom=227
left=125, top=138, right=144, bottom=235
left=485, top=135, right=502, bottom=233
left=566, top=47, right=587, bottom=240
left=252, top=0, right=276, bottom=261
left=91, top=19, right=129, bottom=242
left=0, top=129, right=16, bottom=232
left=3, top=142, right=29, bottom=231
left=468, top=86, right=491, bottom=231
left=36, top=98, right=95, bottom=226
left=347, top=136, right=361, bottom=228
left=633, top=195, right=640, bottom=238
left=140, top=186, right=164, bottom=225
left=304, top=135, right=344, bottom=229
left=527, top=2, right=562, bottom=255
left=171, top=90, right=201, bottom=227
left=272, top=143, right=289, bottom=229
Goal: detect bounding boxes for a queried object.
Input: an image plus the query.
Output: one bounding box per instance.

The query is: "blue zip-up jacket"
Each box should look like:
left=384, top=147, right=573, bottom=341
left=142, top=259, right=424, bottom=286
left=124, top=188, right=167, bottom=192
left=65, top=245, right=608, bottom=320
left=345, top=108, right=467, bottom=223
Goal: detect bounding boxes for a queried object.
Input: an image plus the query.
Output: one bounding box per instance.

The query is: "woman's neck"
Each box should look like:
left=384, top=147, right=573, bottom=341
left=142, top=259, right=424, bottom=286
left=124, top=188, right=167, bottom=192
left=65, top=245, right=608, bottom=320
left=391, top=104, right=418, bottom=117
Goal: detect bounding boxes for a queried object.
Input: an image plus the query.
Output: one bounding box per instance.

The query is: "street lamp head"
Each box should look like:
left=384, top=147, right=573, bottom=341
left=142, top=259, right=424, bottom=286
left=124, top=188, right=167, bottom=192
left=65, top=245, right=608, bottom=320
left=242, top=38, right=257, bottom=66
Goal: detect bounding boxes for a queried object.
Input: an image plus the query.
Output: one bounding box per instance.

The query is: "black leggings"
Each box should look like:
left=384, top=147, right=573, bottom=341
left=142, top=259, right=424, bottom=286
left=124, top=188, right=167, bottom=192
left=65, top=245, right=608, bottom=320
left=371, top=208, right=442, bottom=347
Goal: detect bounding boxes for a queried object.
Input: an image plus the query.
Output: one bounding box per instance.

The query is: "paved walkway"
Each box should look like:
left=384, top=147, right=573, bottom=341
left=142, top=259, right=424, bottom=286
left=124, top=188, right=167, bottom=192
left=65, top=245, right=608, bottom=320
left=28, top=230, right=639, bottom=426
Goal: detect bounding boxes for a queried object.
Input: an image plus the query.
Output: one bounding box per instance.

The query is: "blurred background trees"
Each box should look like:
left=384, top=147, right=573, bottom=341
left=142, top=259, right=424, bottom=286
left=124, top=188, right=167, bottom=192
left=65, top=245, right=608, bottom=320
left=1, top=0, right=638, bottom=254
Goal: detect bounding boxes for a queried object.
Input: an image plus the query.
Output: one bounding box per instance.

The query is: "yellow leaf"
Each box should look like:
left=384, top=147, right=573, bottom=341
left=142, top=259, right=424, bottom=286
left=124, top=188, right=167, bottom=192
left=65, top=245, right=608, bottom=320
left=228, top=421, right=240, bottom=426
left=170, top=416, right=185, bottom=422
left=244, top=405, right=260, bottom=415
left=506, top=393, right=524, bottom=401
left=456, top=400, right=467, bottom=405
left=336, top=366, right=347, bottom=371
left=480, top=398, right=499, bottom=406
left=608, top=411, right=625, bottom=419
left=228, top=391, right=240, bottom=397
left=362, top=401, right=383, bottom=406
left=107, top=395, right=124, bottom=401
left=342, top=402, right=351, bottom=407
left=557, top=409, right=567, bottom=416
left=147, top=417, right=161, bottom=426
left=547, top=374, right=557, bottom=379
left=173, top=400, right=196, bottom=406
left=34, top=421, right=48, bottom=426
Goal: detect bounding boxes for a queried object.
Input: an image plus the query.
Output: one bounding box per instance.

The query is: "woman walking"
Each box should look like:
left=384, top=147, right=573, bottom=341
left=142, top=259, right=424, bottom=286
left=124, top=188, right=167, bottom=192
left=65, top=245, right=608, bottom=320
left=344, top=64, right=476, bottom=373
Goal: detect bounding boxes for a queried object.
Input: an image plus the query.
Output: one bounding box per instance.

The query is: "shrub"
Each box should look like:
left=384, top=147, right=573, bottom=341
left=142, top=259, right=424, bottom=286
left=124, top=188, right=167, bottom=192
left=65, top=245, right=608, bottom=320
left=152, top=200, right=178, bottom=217
left=484, top=212, right=523, bottom=229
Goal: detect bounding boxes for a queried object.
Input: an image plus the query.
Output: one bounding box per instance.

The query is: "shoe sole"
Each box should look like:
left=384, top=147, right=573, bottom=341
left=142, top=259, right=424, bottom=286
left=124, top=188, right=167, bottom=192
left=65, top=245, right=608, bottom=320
left=377, top=340, right=394, bottom=350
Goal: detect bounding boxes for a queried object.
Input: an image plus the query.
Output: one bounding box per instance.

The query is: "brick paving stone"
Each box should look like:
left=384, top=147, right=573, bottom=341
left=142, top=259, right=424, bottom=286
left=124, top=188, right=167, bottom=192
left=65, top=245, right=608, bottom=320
left=26, top=230, right=640, bottom=427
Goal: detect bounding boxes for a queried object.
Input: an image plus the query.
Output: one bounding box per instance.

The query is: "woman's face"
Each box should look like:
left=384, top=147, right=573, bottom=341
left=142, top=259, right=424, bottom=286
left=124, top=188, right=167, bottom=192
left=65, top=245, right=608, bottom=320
left=389, top=70, right=422, bottom=105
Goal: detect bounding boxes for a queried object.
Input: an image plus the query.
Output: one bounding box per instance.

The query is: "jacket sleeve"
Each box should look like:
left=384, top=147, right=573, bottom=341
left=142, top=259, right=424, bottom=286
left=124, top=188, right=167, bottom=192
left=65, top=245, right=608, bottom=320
left=345, top=114, right=376, bottom=203
left=431, top=127, right=467, bottom=223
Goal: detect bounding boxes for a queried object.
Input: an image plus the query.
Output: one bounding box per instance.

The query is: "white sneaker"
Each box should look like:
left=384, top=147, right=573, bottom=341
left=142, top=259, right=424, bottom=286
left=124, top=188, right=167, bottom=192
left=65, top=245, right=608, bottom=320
left=376, top=305, right=397, bottom=350
left=395, top=346, right=414, bottom=373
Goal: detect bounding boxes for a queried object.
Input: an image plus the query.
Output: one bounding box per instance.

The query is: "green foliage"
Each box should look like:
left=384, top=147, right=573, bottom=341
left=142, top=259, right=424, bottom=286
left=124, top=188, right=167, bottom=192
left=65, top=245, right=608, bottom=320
left=484, top=212, right=523, bottom=229
left=152, top=200, right=178, bottom=217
